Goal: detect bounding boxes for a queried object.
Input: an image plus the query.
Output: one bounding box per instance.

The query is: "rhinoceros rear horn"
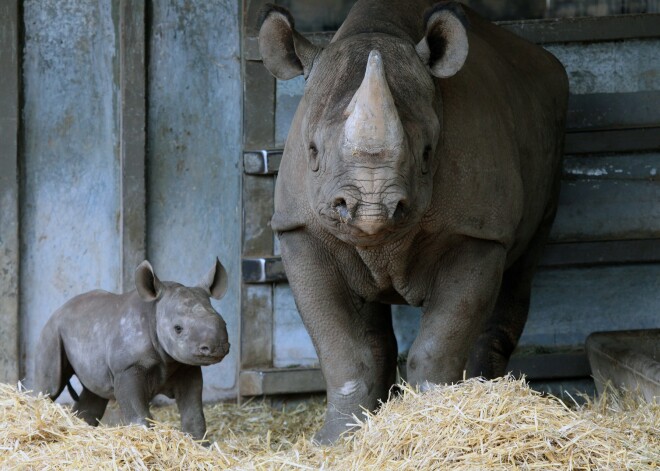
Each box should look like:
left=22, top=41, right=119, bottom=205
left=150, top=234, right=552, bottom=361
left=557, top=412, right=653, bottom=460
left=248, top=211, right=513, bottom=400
left=135, top=260, right=164, bottom=302
left=416, top=2, right=469, bottom=78
left=198, top=258, right=228, bottom=300
left=258, top=4, right=321, bottom=80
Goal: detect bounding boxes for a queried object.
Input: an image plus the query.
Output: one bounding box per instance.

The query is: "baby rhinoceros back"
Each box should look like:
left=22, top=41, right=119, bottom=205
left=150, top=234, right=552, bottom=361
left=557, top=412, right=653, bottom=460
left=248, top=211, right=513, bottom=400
left=33, top=259, right=230, bottom=442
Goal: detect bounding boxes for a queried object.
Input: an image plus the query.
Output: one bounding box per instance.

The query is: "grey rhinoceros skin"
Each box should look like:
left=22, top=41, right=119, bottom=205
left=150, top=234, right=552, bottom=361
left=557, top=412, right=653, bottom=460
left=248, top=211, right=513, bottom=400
left=34, top=259, right=230, bottom=442
left=259, top=0, right=568, bottom=444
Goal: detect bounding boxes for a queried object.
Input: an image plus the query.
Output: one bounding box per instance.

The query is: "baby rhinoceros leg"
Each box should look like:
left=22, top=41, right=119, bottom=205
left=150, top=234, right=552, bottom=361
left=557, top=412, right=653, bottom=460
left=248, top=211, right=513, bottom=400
left=113, top=366, right=154, bottom=427
left=170, top=366, right=207, bottom=443
left=72, top=387, right=109, bottom=426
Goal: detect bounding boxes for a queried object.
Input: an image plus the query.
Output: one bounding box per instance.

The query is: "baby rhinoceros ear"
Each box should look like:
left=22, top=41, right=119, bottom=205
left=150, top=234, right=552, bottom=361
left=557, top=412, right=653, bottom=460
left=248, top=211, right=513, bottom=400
left=198, top=258, right=228, bottom=300
left=135, top=260, right=165, bottom=302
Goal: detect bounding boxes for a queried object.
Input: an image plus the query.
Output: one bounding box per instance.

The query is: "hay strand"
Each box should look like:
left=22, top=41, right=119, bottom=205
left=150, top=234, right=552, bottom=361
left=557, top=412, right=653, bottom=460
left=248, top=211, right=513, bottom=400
left=1, top=376, right=657, bottom=470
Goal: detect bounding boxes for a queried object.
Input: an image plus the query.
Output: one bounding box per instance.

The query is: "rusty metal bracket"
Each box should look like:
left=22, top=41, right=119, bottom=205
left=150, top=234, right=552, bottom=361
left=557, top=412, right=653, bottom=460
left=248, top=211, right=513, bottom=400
left=243, top=150, right=282, bottom=175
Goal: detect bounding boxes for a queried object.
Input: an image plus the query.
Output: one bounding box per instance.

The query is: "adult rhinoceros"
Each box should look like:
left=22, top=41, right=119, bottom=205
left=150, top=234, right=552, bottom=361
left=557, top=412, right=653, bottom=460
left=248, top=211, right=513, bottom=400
left=258, top=0, right=568, bottom=444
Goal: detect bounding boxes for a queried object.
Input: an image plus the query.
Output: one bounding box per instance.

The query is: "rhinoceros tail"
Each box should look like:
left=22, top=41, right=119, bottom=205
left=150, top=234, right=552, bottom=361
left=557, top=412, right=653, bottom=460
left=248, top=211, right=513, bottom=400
left=66, top=380, right=81, bottom=402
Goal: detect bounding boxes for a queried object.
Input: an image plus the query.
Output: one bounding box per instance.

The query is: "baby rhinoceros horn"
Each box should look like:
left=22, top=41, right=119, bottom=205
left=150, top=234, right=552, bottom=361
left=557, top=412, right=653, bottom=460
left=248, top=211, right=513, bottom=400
left=343, top=50, right=404, bottom=155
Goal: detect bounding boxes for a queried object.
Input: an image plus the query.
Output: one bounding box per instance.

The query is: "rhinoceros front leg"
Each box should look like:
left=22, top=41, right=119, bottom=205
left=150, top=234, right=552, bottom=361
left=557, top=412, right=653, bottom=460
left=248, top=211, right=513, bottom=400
left=170, top=365, right=206, bottom=442
left=407, top=239, right=506, bottom=387
left=113, top=366, right=153, bottom=427
left=280, top=231, right=398, bottom=445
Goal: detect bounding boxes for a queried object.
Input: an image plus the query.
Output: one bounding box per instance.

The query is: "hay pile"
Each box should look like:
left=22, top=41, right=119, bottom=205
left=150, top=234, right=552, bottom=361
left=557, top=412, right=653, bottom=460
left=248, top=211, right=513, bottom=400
left=1, top=376, right=658, bottom=470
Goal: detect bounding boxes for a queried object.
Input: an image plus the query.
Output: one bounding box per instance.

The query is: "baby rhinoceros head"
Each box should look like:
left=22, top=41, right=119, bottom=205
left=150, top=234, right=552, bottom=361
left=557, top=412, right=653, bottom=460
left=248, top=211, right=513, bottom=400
left=135, top=259, right=230, bottom=366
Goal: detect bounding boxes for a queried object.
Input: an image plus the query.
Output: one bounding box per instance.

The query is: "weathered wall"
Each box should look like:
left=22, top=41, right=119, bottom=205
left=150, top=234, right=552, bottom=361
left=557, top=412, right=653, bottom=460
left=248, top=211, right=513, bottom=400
left=0, top=0, right=20, bottom=384
left=20, top=0, right=121, bottom=384
left=147, top=0, right=242, bottom=400
left=12, top=0, right=242, bottom=401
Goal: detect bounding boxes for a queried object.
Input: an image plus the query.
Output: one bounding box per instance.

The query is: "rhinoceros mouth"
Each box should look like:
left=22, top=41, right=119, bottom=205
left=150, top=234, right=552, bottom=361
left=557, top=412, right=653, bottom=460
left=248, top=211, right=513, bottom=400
left=189, top=352, right=227, bottom=365
left=318, top=206, right=411, bottom=246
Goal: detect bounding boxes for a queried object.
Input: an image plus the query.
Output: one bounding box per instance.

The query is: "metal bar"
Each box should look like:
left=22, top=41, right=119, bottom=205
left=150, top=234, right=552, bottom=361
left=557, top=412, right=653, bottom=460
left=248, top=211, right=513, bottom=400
left=242, top=257, right=286, bottom=283
left=0, top=0, right=20, bottom=384
left=244, top=150, right=283, bottom=175
left=119, top=0, right=146, bottom=291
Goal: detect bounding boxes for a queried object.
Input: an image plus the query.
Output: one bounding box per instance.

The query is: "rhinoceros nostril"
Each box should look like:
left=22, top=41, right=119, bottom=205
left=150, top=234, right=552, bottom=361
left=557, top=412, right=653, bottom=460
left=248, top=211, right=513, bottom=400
left=332, top=197, right=352, bottom=221
left=393, top=199, right=407, bottom=220
left=199, top=345, right=210, bottom=355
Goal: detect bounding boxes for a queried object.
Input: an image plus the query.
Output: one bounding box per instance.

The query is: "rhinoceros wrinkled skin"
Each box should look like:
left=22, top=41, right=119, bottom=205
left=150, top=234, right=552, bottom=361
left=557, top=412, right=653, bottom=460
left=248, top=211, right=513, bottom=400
left=34, top=259, right=230, bottom=441
left=259, top=0, right=568, bottom=444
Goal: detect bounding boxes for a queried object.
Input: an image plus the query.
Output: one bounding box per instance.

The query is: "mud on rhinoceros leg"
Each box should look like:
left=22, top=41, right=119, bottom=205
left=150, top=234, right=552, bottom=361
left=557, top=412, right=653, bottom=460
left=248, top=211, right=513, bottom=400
left=406, top=239, right=506, bottom=387
left=279, top=231, right=398, bottom=445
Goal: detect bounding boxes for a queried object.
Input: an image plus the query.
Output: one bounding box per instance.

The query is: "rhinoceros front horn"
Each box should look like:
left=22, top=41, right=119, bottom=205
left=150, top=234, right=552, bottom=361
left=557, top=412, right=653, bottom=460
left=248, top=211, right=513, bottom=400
left=343, top=50, right=404, bottom=154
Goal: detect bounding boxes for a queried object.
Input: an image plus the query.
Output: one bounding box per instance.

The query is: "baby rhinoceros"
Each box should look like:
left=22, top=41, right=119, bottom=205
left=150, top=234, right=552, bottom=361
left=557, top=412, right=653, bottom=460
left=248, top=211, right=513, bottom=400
left=34, top=259, right=230, bottom=442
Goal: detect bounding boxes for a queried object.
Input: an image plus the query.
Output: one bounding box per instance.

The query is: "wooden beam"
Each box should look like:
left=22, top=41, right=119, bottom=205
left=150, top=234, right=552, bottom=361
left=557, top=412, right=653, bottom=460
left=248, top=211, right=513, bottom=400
left=118, top=0, right=146, bottom=291
left=0, top=0, right=20, bottom=384
left=243, top=14, right=660, bottom=60
left=239, top=350, right=592, bottom=396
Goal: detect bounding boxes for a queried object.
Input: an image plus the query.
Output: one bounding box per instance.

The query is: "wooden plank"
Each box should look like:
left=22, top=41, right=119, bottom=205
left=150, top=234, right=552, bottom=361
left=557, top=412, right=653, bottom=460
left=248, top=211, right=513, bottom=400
left=540, top=239, right=660, bottom=267
left=240, top=284, right=274, bottom=369
left=565, top=127, right=660, bottom=154
left=244, top=14, right=660, bottom=60
left=550, top=179, right=660, bottom=242
left=244, top=60, right=275, bottom=148
left=562, top=153, right=660, bottom=181
left=507, top=351, right=591, bottom=380
left=499, top=13, right=660, bottom=45
left=243, top=174, right=275, bottom=255
left=239, top=350, right=591, bottom=396
left=243, top=0, right=270, bottom=36
left=0, top=0, right=20, bottom=384
left=240, top=367, right=325, bottom=396
left=567, top=91, right=660, bottom=132
left=119, top=0, right=146, bottom=292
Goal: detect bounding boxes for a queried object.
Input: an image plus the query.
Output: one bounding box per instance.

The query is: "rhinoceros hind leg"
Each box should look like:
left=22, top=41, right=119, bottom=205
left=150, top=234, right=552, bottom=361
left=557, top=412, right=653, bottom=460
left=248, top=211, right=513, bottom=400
left=72, top=387, right=109, bottom=426
left=467, top=204, right=558, bottom=379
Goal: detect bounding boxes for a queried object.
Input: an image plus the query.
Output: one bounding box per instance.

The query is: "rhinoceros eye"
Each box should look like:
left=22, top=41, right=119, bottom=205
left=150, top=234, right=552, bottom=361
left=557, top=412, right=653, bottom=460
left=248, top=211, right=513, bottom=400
left=309, top=143, right=319, bottom=172
left=421, top=145, right=432, bottom=174
left=174, top=325, right=183, bottom=335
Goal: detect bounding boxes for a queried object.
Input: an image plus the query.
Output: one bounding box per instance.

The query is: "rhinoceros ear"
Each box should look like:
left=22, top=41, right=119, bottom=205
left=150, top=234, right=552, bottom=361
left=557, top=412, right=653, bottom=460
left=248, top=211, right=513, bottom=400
left=135, top=260, right=164, bottom=302
left=258, top=4, right=321, bottom=80
left=198, top=258, right=228, bottom=300
left=416, top=2, right=469, bottom=78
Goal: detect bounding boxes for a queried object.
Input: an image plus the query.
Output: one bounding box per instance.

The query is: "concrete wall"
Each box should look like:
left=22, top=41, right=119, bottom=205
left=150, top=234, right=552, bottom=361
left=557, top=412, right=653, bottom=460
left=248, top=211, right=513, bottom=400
left=8, top=0, right=242, bottom=401
left=147, top=0, right=242, bottom=400
left=20, top=0, right=121, bottom=384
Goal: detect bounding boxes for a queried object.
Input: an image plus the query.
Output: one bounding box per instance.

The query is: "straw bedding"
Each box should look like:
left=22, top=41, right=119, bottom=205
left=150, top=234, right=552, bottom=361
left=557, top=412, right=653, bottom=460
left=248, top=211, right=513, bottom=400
left=1, top=376, right=657, bottom=470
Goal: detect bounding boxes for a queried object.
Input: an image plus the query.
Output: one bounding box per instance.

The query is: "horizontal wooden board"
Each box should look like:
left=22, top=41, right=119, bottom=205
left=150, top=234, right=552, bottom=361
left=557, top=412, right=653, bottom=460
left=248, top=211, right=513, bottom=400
left=567, top=91, right=660, bottom=132
left=244, top=14, right=660, bottom=60
left=239, top=350, right=591, bottom=396
left=550, top=178, right=660, bottom=242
